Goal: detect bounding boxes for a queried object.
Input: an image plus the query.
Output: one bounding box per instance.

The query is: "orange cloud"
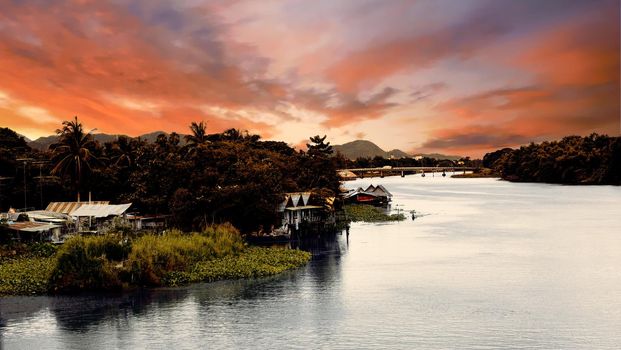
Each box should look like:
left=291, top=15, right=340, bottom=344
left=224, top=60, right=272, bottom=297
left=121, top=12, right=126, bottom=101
left=0, top=0, right=618, bottom=158
left=0, top=1, right=283, bottom=139
left=420, top=7, right=620, bottom=157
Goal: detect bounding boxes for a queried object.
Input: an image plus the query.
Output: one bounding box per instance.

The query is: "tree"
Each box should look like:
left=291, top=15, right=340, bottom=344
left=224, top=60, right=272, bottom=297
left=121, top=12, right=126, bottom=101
left=184, top=121, right=208, bottom=146
left=306, top=135, right=333, bottom=158
left=50, top=116, right=99, bottom=201
left=109, top=136, right=138, bottom=167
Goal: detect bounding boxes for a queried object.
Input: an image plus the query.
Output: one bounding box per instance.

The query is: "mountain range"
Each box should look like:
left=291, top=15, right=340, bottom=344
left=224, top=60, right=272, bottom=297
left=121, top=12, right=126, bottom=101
left=332, top=140, right=461, bottom=160
left=27, top=131, right=186, bottom=150
left=27, top=132, right=462, bottom=160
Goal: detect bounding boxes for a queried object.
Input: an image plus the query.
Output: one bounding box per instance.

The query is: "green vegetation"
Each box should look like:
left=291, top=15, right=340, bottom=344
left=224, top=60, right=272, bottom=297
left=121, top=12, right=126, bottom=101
left=164, top=248, right=311, bottom=286
left=1, top=121, right=340, bottom=232
left=49, top=235, right=130, bottom=292
left=0, top=224, right=310, bottom=296
left=127, top=224, right=245, bottom=286
left=0, top=257, right=54, bottom=295
left=345, top=204, right=406, bottom=222
left=0, top=242, right=57, bottom=294
left=484, top=134, right=621, bottom=185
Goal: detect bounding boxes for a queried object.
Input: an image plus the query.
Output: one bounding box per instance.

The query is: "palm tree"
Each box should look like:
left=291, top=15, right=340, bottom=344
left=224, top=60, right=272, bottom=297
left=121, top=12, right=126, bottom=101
left=50, top=116, right=98, bottom=201
left=183, top=121, right=209, bottom=158
left=184, top=121, right=208, bottom=146
left=110, top=136, right=136, bottom=167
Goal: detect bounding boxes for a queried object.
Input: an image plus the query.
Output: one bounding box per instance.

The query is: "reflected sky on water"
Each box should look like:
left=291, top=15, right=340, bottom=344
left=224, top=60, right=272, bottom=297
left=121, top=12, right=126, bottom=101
left=2, top=177, right=621, bottom=349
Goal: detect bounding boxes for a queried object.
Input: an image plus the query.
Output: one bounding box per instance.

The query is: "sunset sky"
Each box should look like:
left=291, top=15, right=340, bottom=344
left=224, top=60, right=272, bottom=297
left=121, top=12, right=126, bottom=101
left=0, top=0, right=619, bottom=157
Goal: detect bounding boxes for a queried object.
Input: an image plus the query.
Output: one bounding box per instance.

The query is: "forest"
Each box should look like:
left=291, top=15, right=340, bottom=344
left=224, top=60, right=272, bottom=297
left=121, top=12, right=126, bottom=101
left=483, top=134, right=621, bottom=185
left=0, top=118, right=340, bottom=232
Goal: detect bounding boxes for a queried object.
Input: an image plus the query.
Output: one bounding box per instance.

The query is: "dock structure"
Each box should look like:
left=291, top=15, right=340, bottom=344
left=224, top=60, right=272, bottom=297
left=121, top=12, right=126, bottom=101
left=338, top=166, right=478, bottom=179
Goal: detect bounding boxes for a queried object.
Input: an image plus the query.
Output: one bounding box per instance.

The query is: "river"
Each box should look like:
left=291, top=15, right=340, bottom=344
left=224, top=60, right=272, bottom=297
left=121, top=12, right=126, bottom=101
left=1, top=176, right=620, bottom=349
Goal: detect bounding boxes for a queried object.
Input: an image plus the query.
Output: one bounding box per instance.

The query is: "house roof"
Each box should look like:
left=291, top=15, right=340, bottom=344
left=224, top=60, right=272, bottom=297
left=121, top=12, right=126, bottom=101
left=25, top=210, right=71, bottom=223
left=285, top=205, right=323, bottom=211
left=278, top=192, right=313, bottom=212
left=343, top=191, right=378, bottom=199
left=372, top=185, right=393, bottom=197
left=71, top=203, right=132, bottom=218
left=5, top=222, right=61, bottom=232
left=46, top=201, right=109, bottom=214
left=342, top=184, right=392, bottom=199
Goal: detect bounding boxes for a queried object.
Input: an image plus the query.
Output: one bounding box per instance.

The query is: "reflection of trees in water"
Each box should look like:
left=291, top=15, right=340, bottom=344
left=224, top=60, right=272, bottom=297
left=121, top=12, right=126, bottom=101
left=0, top=271, right=308, bottom=334
left=49, top=289, right=191, bottom=331
left=1, top=235, right=348, bottom=338
left=192, top=270, right=303, bottom=313
left=297, top=232, right=347, bottom=288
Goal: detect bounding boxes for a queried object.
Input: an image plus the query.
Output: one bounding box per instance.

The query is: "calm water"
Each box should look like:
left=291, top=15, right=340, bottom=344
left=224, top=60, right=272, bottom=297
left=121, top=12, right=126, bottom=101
left=2, top=177, right=621, bottom=349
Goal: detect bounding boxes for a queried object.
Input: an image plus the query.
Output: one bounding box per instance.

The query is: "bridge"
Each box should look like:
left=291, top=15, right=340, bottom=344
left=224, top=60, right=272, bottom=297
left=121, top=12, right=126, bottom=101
left=338, top=166, right=479, bottom=179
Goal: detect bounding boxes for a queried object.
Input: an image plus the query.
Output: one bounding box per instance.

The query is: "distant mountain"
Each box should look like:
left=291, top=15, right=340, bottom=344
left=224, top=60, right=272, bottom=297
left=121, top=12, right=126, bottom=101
left=332, top=139, right=463, bottom=160
left=333, top=140, right=388, bottom=159
left=386, top=149, right=411, bottom=159
left=332, top=140, right=414, bottom=159
left=136, top=131, right=170, bottom=143
left=28, top=131, right=185, bottom=150
left=28, top=135, right=60, bottom=150
left=412, top=153, right=463, bottom=161
left=15, top=133, right=31, bottom=142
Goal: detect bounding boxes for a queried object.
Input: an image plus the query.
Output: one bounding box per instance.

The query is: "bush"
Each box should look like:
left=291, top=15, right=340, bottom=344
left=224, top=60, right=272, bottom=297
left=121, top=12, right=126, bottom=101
left=48, top=235, right=128, bottom=293
left=128, top=225, right=244, bottom=285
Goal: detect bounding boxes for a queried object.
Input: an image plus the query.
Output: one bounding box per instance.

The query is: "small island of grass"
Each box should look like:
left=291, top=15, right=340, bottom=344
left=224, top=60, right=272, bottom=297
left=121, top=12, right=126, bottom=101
left=344, top=204, right=406, bottom=223
left=0, top=224, right=310, bottom=296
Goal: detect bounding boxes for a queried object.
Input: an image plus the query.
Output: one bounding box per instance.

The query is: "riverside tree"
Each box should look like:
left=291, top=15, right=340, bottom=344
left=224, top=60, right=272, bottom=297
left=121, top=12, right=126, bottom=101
left=0, top=119, right=342, bottom=232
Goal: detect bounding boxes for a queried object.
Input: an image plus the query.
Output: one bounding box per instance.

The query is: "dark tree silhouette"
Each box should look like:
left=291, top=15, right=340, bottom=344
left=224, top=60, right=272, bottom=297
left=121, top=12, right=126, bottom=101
left=184, top=121, right=208, bottom=146
left=50, top=117, right=99, bottom=201
left=307, top=135, right=333, bottom=158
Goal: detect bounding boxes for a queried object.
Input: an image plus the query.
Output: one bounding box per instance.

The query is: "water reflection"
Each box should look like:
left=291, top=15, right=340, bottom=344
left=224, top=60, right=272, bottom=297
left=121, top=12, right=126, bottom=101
left=1, top=234, right=347, bottom=349
left=2, top=178, right=621, bottom=349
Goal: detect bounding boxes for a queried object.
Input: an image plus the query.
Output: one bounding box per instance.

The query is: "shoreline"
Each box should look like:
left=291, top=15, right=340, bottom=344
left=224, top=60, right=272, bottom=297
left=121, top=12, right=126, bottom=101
left=0, top=248, right=310, bottom=297
left=1, top=233, right=311, bottom=297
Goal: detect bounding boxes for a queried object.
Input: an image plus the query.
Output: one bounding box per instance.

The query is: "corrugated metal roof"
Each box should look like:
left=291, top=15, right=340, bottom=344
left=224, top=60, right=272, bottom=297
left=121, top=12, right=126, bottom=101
left=71, top=203, right=132, bottom=218
left=5, top=222, right=61, bottom=232
left=46, top=201, right=109, bottom=214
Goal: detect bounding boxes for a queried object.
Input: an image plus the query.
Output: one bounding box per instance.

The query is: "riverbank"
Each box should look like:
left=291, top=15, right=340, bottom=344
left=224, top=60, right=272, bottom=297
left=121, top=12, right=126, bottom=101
left=0, top=224, right=310, bottom=296
left=451, top=168, right=499, bottom=178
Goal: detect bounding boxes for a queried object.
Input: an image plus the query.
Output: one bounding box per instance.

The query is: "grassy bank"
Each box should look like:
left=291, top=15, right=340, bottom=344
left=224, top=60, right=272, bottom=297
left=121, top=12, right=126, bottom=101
left=345, top=204, right=406, bottom=222
left=0, top=224, right=310, bottom=296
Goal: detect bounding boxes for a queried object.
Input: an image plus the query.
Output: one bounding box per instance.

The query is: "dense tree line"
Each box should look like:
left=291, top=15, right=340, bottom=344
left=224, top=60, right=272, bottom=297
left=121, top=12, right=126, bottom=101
left=483, top=134, right=621, bottom=185
left=0, top=119, right=340, bottom=232
left=332, top=153, right=481, bottom=169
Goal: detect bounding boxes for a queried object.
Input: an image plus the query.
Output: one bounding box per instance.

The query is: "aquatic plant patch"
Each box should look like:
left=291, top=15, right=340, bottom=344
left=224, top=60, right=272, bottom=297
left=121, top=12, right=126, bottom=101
left=0, top=224, right=311, bottom=295
left=344, top=204, right=406, bottom=222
